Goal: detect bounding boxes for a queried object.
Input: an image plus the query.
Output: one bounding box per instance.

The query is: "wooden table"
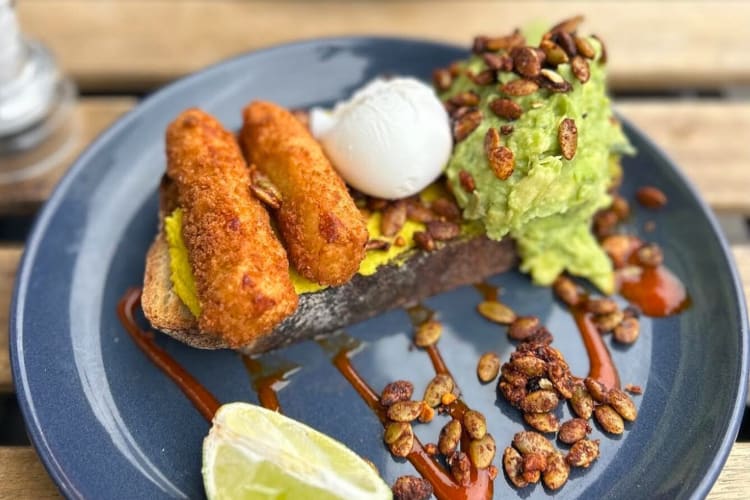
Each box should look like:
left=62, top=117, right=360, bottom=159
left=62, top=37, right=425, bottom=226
left=2, top=1, right=749, bottom=497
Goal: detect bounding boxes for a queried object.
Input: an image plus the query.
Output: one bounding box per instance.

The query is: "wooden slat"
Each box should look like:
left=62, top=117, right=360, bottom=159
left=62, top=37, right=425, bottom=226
left=0, top=246, right=21, bottom=393
left=0, top=448, right=59, bottom=499
left=2, top=98, right=749, bottom=216
left=16, top=1, right=750, bottom=92
left=0, top=442, right=747, bottom=498
left=617, top=101, right=750, bottom=215
left=0, top=98, right=135, bottom=215
left=709, top=442, right=750, bottom=499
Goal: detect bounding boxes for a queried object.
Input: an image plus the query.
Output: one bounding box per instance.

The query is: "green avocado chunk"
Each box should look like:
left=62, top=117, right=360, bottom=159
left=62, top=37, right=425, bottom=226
left=442, top=34, right=634, bottom=293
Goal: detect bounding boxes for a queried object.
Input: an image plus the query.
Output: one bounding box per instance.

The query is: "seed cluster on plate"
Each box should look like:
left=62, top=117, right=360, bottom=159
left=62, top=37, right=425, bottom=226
left=473, top=293, right=640, bottom=491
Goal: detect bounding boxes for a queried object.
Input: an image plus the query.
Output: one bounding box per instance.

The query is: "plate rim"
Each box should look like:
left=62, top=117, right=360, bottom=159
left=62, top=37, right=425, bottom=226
left=9, top=35, right=749, bottom=499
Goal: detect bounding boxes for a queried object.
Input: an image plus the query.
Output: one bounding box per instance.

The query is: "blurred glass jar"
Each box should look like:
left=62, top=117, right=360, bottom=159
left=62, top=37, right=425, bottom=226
left=0, top=0, right=77, bottom=185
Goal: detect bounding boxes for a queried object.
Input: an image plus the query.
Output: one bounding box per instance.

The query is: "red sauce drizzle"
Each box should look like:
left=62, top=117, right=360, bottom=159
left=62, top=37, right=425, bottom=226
left=116, top=288, right=220, bottom=421
left=473, top=282, right=499, bottom=302
left=241, top=356, right=299, bottom=412
left=572, top=306, right=620, bottom=390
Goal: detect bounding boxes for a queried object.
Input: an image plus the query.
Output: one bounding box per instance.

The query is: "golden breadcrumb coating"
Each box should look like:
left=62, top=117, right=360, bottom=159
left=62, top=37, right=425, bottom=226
left=166, top=108, right=298, bottom=347
left=240, top=101, right=368, bottom=285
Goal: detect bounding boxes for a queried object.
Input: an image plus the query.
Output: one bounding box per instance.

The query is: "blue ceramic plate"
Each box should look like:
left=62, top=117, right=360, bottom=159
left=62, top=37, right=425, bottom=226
left=11, top=38, right=749, bottom=499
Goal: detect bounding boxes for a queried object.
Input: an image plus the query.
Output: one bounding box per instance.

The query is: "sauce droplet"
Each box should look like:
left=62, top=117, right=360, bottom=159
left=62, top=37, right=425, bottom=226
left=618, top=265, right=690, bottom=317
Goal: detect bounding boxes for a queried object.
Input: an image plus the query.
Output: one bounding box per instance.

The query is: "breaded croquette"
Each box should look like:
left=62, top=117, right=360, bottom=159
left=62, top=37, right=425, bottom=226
left=166, top=109, right=298, bottom=347
left=241, top=101, right=368, bottom=286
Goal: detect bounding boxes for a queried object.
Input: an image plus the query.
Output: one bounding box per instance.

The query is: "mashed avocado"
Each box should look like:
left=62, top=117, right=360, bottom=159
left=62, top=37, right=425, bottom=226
left=164, top=184, right=479, bottom=317
left=443, top=34, right=633, bottom=293
left=164, top=209, right=202, bottom=317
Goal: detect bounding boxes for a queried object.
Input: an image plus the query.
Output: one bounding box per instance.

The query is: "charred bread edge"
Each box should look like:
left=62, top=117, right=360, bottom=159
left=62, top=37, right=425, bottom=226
left=143, top=230, right=517, bottom=354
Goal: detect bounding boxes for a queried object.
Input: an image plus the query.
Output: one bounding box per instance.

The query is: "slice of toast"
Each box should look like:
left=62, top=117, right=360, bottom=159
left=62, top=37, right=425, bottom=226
left=142, top=179, right=518, bottom=354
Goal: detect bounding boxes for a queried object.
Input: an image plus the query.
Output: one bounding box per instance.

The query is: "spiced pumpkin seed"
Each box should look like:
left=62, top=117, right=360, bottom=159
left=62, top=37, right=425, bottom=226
left=503, top=446, right=528, bottom=488
left=593, top=309, right=625, bottom=333
left=414, top=319, right=442, bottom=347
left=566, top=439, right=600, bottom=468
left=574, top=36, right=596, bottom=59
left=571, top=56, right=590, bottom=83
left=488, top=146, right=515, bottom=180
left=542, top=452, right=570, bottom=490
left=468, top=434, right=496, bottom=469
left=523, top=412, right=560, bottom=433
left=463, top=410, right=487, bottom=440
left=540, top=39, right=569, bottom=65
left=384, top=422, right=414, bottom=457
left=512, top=431, right=555, bottom=457
left=438, top=419, right=462, bottom=456
left=584, top=377, right=609, bottom=403
left=613, top=317, right=640, bottom=344
left=521, top=390, right=559, bottom=414
left=423, top=374, right=454, bottom=407
left=477, top=352, right=501, bottom=383
left=510, top=355, right=546, bottom=377
left=489, top=98, right=523, bottom=120
left=380, top=380, right=414, bottom=407
left=558, top=118, right=578, bottom=160
left=512, top=47, right=542, bottom=78
left=558, top=418, right=591, bottom=444
left=594, top=404, right=625, bottom=434
left=500, top=78, right=539, bottom=97
left=608, top=388, right=638, bottom=421
left=387, top=401, right=424, bottom=423
left=508, top=316, right=542, bottom=341
left=477, top=301, right=516, bottom=324
left=553, top=275, right=582, bottom=306
left=570, top=384, right=594, bottom=419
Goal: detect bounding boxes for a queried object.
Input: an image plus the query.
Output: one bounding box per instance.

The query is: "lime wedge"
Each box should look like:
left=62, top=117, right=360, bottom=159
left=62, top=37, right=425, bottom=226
left=202, top=402, right=392, bottom=500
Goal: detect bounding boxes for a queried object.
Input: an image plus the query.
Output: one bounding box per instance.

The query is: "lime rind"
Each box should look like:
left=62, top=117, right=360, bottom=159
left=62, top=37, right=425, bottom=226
left=202, top=403, right=392, bottom=500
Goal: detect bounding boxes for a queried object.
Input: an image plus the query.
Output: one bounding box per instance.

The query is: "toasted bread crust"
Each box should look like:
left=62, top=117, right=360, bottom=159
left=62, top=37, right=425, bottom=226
left=143, top=229, right=516, bottom=353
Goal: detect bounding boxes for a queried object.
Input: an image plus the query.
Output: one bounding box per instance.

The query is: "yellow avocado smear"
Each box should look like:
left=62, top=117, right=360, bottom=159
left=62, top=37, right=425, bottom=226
left=165, top=184, right=477, bottom=317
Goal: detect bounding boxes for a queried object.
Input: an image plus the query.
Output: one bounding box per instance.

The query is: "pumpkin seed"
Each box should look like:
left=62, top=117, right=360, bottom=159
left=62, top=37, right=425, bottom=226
left=503, top=446, right=528, bottom=488
left=594, top=404, right=624, bottom=434
left=468, top=434, right=496, bottom=469
left=476, top=352, right=500, bottom=383
left=463, top=410, right=487, bottom=440
left=477, top=301, right=516, bottom=324
left=384, top=422, right=414, bottom=458
left=387, top=401, right=424, bottom=423
left=438, top=419, right=462, bottom=456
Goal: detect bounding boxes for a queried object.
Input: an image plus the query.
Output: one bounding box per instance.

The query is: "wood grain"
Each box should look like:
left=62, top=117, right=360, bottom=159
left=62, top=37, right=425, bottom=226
left=708, top=442, right=750, bottom=499
left=0, top=442, right=747, bottom=498
left=0, top=98, right=135, bottom=215
left=617, top=101, right=750, bottom=214
left=0, top=246, right=21, bottom=393
left=0, top=448, right=59, bottom=499
left=16, top=0, right=750, bottom=92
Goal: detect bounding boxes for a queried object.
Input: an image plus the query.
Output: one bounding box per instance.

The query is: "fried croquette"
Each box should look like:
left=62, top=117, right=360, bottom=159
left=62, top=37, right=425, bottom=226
left=240, top=101, right=368, bottom=286
left=166, top=108, right=298, bottom=347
